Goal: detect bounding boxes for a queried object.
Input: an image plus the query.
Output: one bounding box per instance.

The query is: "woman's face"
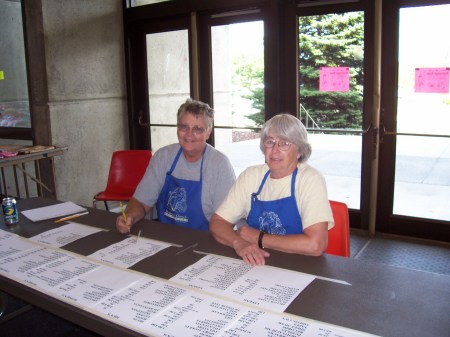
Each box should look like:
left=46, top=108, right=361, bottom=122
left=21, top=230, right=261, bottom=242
left=264, top=131, right=300, bottom=179
left=177, top=112, right=211, bottom=162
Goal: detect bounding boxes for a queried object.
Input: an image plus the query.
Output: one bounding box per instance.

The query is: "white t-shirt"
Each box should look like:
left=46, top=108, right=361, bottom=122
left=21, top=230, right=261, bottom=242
left=216, top=163, right=334, bottom=231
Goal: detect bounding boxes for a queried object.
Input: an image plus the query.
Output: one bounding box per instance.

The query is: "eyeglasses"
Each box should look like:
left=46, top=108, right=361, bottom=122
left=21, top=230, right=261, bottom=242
left=263, top=138, right=292, bottom=151
left=177, top=124, right=206, bottom=136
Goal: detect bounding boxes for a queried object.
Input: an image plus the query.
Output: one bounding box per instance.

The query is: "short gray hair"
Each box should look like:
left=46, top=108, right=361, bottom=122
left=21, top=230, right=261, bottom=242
left=177, top=98, right=214, bottom=128
left=260, top=113, right=312, bottom=163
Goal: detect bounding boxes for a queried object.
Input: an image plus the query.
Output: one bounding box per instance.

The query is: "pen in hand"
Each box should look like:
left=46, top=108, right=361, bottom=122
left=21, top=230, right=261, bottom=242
left=119, top=201, right=130, bottom=232
left=120, top=201, right=127, bottom=221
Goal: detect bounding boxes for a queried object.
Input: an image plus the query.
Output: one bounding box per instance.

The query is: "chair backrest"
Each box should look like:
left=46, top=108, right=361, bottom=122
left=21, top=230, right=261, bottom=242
left=103, top=150, right=152, bottom=198
left=326, top=200, right=350, bottom=258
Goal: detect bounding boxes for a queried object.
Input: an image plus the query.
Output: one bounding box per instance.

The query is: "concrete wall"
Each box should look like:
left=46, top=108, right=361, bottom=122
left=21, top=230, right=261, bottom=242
left=42, top=0, right=128, bottom=207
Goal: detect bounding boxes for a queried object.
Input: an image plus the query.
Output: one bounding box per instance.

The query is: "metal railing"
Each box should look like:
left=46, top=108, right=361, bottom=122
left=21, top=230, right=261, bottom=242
left=299, top=104, right=321, bottom=130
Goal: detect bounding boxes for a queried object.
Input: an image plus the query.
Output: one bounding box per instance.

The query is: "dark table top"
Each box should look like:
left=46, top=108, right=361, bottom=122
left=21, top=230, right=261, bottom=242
left=1, top=197, right=449, bottom=337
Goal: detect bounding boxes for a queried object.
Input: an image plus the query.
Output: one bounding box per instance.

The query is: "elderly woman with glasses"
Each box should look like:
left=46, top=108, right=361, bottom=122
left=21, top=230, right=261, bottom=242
left=209, top=114, right=334, bottom=266
left=116, top=98, right=235, bottom=233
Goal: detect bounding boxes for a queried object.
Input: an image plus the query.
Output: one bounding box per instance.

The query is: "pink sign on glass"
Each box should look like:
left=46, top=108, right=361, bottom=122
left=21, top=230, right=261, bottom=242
left=319, top=67, right=350, bottom=92
left=415, top=67, right=449, bottom=93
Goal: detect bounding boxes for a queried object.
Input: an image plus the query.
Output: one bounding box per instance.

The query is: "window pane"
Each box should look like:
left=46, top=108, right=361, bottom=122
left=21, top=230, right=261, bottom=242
left=217, top=128, right=264, bottom=177
left=149, top=126, right=178, bottom=150
left=146, top=30, right=190, bottom=151
left=299, top=12, right=364, bottom=209
left=211, top=21, right=264, bottom=175
left=0, top=1, right=30, bottom=128
left=309, top=133, right=362, bottom=207
left=394, top=5, right=450, bottom=221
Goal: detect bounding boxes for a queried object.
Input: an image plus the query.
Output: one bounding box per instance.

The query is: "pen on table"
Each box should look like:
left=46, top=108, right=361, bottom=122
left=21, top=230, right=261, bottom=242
left=54, top=211, right=89, bottom=223
left=136, top=230, right=141, bottom=243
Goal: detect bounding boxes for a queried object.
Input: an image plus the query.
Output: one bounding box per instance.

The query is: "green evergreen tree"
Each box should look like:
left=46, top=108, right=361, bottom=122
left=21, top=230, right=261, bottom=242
left=233, top=12, right=364, bottom=129
left=299, top=13, right=364, bottom=129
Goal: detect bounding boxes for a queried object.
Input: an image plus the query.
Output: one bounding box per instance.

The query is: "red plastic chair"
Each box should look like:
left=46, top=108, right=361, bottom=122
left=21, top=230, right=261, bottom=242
left=93, top=150, right=152, bottom=210
left=326, top=200, right=351, bottom=257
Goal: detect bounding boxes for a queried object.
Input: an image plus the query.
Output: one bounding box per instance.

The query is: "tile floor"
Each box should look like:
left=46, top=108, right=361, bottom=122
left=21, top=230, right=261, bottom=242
left=351, top=229, right=450, bottom=275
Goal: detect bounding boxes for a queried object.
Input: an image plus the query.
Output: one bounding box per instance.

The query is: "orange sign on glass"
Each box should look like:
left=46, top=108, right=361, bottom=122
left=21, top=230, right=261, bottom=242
left=319, top=67, right=350, bottom=92
left=415, top=67, right=449, bottom=93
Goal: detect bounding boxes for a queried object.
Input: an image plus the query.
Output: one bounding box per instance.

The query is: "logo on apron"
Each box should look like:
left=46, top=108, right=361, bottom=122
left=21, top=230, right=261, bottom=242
left=259, top=211, right=286, bottom=235
left=167, top=187, right=187, bottom=212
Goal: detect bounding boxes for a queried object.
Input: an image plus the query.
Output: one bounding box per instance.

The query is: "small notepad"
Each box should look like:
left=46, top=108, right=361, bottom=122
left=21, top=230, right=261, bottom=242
left=21, top=201, right=87, bottom=222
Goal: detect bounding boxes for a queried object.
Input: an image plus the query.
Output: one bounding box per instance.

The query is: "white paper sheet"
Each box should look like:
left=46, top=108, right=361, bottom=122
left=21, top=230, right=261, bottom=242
left=0, top=246, right=67, bottom=277
left=170, top=254, right=315, bottom=312
left=220, top=309, right=372, bottom=337
left=21, top=201, right=87, bottom=222
left=0, top=228, right=17, bottom=241
left=88, top=236, right=172, bottom=268
left=220, top=309, right=308, bottom=336
left=93, top=278, right=189, bottom=325
left=51, top=265, right=145, bottom=307
left=0, top=232, right=37, bottom=259
left=144, top=292, right=247, bottom=337
left=21, top=254, right=100, bottom=290
left=29, top=222, right=104, bottom=247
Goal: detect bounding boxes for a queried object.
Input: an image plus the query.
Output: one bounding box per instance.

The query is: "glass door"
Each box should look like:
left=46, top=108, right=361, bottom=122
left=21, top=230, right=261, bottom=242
left=210, top=20, right=265, bottom=176
left=379, top=1, right=450, bottom=241
left=298, top=11, right=366, bottom=211
left=123, top=14, right=191, bottom=150
left=295, top=0, right=374, bottom=231
left=146, top=29, right=191, bottom=151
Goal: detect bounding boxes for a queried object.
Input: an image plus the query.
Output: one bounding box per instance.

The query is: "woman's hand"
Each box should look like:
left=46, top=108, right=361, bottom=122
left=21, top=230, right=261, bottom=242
left=115, top=198, right=149, bottom=234
left=210, top=214, right=270, bottom=266
left=116, top=214, right=133, bottom=234
left=233, top=236, right=270, bottom=266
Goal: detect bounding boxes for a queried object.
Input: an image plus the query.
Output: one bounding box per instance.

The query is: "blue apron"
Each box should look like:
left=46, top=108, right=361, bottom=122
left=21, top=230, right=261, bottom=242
left=247, top=168, right=303, bottom=235
left=156, top=146, right=208, bottom=231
